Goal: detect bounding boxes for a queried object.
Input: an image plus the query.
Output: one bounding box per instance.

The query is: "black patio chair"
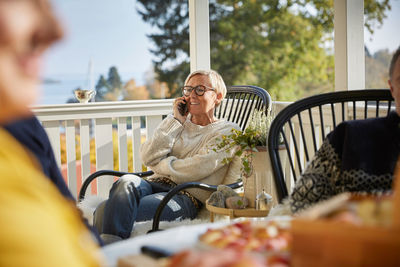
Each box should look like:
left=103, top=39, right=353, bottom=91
left=268, top=89, right=395, bottom=203
left=79, top=85, right=271, bottom=232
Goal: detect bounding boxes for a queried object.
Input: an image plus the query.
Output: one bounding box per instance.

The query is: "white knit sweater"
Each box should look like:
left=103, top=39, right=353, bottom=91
left=140, top=114, right=242, bottom=203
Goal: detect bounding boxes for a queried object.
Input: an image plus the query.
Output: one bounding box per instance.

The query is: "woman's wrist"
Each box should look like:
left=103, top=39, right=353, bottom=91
left=173, top=116, right=183, bottom=125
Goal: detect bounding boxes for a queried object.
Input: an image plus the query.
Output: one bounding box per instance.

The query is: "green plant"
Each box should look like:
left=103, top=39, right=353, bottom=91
left=213, top=109, right=272, bottom=178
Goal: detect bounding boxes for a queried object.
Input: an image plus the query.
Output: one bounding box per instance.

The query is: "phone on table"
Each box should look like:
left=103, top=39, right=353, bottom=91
left=178, top=100, right=188, bottom=116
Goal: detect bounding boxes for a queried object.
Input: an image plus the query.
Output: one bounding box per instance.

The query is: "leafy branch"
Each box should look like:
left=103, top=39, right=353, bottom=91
left=212, top=110, right=272, bottom=178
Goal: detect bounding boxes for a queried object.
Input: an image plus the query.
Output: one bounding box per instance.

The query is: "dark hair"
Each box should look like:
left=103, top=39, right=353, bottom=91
left=389, top=46, right=400, bottom=81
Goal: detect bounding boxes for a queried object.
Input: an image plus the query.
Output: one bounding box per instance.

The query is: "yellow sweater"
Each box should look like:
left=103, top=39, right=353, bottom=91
left=0, top=128, right=103, bottom=267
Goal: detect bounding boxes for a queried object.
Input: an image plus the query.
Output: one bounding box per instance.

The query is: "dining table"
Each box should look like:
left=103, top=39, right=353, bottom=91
left=101, top=216, right=292, bottom=267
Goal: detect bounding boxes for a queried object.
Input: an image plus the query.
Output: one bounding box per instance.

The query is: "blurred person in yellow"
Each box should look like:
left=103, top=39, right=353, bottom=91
left=0, top=0, right=103, bottom=266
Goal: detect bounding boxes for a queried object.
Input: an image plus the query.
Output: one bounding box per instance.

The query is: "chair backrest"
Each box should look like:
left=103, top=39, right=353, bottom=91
left=268, top=89, right=395, bottom=202
left=217, top=85, right=271, bottom=130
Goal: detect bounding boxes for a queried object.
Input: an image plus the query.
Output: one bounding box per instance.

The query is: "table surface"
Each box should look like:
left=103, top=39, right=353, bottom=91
left=101, top=216, right=291, bottom=267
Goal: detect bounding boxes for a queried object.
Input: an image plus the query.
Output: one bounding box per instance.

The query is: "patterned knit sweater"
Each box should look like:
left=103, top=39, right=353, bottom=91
left=140, top=114, right=242, bottom=203
left=290, top=112, right=400, bottom=213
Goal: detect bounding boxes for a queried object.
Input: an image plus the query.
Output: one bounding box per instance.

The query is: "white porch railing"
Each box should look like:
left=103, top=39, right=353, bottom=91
left=33, top=99, right=174, bottom=199
left=33, top=99, right=391, bottom=201
left=32, top=100, right=290, bottom=200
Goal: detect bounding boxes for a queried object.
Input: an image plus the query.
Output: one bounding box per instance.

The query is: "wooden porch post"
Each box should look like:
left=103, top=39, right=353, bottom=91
left=189, top=0, right=211, bottom=72
left=334, top=0, right=365, bottom=91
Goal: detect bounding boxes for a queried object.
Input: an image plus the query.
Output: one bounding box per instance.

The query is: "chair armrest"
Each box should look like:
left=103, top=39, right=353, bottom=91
left=149, top=181, right=243, bottom=233
left=78, top=170, right=154, bottom=202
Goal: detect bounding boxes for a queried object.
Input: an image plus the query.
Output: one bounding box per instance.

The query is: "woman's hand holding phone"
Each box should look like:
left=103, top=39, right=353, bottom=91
left=174, top=97, right=188, bottom=124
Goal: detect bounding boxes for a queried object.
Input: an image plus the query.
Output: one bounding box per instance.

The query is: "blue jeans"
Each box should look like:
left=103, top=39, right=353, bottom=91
left=93, top=175, right=198, bottom=239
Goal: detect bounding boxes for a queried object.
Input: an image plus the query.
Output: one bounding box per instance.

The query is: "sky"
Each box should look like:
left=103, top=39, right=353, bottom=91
left=43, top=0, right=400, bottom=85
left=364, top=0, right=400, bottom=54
left=44, top=0, right=154, bottom=83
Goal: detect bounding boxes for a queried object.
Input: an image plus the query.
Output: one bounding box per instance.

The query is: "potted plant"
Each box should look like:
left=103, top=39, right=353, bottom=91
left=213, top=109, right=283, bottom=207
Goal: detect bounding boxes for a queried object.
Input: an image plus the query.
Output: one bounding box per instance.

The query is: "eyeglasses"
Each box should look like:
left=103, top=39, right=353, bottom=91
left=182, top=85, right=215, bottom=96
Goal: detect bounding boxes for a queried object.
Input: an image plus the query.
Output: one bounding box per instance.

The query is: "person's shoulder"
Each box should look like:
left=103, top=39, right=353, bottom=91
left=0, top=130, right=38, bottom=184
left=334, top=115, right=389, bottom=133
left=327, top=115, right=391, bottom=144
left=4, top=116, right=47, bottom=138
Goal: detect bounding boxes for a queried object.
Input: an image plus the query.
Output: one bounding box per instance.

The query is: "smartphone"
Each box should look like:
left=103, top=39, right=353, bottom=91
left=178, top=100, right=188, bottom=116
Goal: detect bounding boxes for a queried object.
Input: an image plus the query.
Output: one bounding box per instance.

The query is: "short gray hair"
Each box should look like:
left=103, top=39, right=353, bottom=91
left=184, top=69, right=227, bottom=99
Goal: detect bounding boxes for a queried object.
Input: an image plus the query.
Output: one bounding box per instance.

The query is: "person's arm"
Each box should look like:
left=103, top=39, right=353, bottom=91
left=289, top=122, right=349, bottom=213
left=289, top=138, right=341, bottom=213
left=0, top=130, right=102, bottom=267
left=4, top=117, right=75, bottom=199
left=4, top=116, right=103, bottom=245
left=150, top=143, right=236, bottom=183
left=140, top=114, right=185, bottom=167
left=140, top=94, right=191, bottom=167
left=141, top=119, right=240, bottom=183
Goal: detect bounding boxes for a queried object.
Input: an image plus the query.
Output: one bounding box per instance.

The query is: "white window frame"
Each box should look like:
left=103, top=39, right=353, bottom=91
left=189, top=0, right=365, bottom=91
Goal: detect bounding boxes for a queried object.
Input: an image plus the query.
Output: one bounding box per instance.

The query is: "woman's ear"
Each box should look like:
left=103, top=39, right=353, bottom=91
left=215, top=92, right=223, bottom=105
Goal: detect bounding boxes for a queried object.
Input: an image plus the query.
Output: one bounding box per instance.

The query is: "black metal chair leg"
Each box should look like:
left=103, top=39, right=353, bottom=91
left=149, top=181, right=243, bottom=233
left=78, top=170, right=154, bottom=202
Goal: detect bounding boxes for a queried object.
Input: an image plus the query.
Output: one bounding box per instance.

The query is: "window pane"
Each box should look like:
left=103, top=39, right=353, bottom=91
left=41, top=0, right=164, bottom=105
left=208, top=1, right=335, bottom=101
left=364, top=0, right=399, bottom=89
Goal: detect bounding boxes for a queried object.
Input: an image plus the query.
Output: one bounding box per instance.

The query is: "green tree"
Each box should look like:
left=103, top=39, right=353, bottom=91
left=144, top=67, right=171, bottom=98
left=366, top=48, right=393, bottom=89
left=108, top=66, right=123, bottom=91
left=95, top=75, right=110, bottom=101
left=373, top=48, right=393, bottom=66
left=123, top=79, right=150, bottom=100
left=95, top=66, right=123, bottom=101
left=136, top=0, right=390, bottom=100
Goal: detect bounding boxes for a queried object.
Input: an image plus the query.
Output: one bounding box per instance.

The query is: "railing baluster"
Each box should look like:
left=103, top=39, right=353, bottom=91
left=118, top=117, right=128, bottom=172
left=80, top=119, right=92, bottom=196
left=66, top=119, right=77, bottom=198
left=131, top=116, right=142, bottom=172
left=42, top=120, right=62, bottom=167
left=95, top=118, right=114, bottom=198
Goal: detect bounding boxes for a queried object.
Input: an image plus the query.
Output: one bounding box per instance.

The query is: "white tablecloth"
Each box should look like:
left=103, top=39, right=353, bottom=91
left=101, top=221, right=227, bottom=267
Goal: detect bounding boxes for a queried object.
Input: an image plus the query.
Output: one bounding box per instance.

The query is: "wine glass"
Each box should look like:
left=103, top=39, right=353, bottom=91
left=74, top=89, right=96, bottom=103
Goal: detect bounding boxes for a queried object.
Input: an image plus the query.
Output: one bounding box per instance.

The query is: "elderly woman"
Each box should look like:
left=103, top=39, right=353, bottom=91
left=94, top=70, right=241, bottom=243
left=0, top=0, right=102, bottom=266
